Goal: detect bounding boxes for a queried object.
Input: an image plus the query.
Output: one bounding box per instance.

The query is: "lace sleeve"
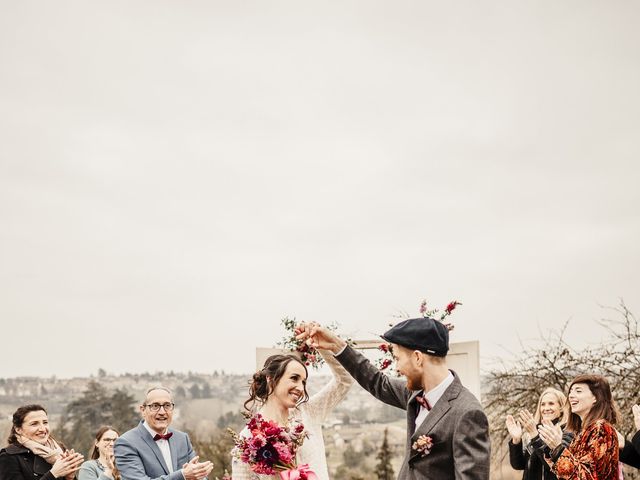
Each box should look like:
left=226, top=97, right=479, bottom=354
left=303, top=349, right=354, bottom=424
left=231, top=458, right=259, bottom=480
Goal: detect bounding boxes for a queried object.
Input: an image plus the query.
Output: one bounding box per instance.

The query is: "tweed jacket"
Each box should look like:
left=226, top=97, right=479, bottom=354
left=335, top=345, right=491, bottom=480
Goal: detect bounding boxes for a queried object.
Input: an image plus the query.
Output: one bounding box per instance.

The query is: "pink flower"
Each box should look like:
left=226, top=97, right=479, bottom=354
left=273, top=442, right=293, bottom=464
left=412, top=435, right=433, bottom=456
left=419, top=300, right=427, bottom=315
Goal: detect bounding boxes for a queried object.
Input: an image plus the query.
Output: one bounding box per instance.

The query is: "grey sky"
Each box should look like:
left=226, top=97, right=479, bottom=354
left=1, top=1, right=638, bottom=378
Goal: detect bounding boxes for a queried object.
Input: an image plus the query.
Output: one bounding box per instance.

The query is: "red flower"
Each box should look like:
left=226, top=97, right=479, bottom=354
left=380, top=358, right=392, bottom=370
left=378, top=344, right=389, bottom=353
left=445, top=301, right=460, bottom=314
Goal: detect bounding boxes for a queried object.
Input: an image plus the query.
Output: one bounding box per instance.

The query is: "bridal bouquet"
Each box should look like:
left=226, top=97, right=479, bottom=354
left=229, top=413, right=317, bottom=479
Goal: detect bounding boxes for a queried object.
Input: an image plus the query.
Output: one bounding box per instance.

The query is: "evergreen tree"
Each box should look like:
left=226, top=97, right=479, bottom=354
left=174, top=386, right=187, bottom=399
left=61, top=382, right=140, bottom=454
left=61, top=381, right=111, bottom=454
left=110, top=388, right=139, bottom=432
left=187, top=429, right=235, bottom=479
left=201, top=383, right=212, bottom=398
left=374, top=428, right=394, bottom=480
left=189, top=384, right=201, bottom=399
left=342, top=443, right=363, bottom=468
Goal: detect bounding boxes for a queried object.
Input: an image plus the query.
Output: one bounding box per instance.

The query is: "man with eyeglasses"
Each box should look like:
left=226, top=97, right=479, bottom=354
left=114, top=387, right=213, bottom=480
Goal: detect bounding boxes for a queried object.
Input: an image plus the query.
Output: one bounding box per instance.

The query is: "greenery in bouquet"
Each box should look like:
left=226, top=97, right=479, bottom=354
left=277, top=317, right=353, bottom=369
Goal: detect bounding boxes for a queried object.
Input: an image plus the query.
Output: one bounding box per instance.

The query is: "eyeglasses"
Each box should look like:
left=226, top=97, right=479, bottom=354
left=144, top=403, right=175, bottom=412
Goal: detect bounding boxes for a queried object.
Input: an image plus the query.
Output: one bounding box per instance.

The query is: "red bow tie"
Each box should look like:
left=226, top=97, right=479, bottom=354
left=153, top=432, right=173, bottom=441
left=415, top=394, right=432, bottom=411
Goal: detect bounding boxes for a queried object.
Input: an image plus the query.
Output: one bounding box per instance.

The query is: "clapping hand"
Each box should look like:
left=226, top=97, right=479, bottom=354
left=104, top=454, right=116, bottom=479
left=51, top=449, right=84, bottom=480
left=181, top=456, right=213, bottom=480
left=505, top=415, right=523, bottom=443
left=518, top=409, right=538, bottom=438
left=633, top=404, right=640, bottom=431
left=537, top=420, right=563, bottom=449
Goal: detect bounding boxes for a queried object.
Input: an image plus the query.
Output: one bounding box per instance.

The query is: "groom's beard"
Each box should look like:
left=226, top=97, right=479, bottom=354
left=405, top=374, right=423, bottom=391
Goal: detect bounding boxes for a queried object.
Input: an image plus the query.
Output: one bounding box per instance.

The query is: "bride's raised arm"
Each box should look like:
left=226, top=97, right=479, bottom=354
left=303, top=348, right=354, bottom=423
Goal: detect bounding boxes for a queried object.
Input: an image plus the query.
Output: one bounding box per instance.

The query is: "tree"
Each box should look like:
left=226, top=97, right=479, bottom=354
left=61, top=382, right=140, bottom=455
left=216, top=411, right=245, bottom=431
left=342, top=443, right=363, bottom=468
left=374, top=428, right=394, bottom=480
left=484, top=301, right=640, bottom=479
left=201, top=383, right=212, bottom=398
left=189, top=384, right=201, bottom=399
left=61, top=381, right=111, bottom=454
left=174, top=386, right=187, bottom=400
left=187, top=429, right=235, bottom=479
left=110, top=388, right=140, bottom=432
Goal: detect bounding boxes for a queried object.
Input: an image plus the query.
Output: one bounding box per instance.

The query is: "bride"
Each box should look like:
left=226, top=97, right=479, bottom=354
left=231, top=339, right=353, bottom=480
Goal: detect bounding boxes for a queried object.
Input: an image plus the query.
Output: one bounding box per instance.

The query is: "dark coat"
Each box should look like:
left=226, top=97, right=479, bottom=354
left=509, top=429, right=574, bottom=480
left=620, top=430, right=640, bottom=469
left=0, top=444, right=59, bottom=480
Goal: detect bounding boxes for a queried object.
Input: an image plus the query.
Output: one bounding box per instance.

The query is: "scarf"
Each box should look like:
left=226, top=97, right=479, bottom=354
left=16, top=434, right=63, bottom=465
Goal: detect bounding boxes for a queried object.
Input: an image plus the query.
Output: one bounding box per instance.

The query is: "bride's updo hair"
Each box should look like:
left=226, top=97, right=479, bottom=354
left=244, top=354, right=309, bottom=411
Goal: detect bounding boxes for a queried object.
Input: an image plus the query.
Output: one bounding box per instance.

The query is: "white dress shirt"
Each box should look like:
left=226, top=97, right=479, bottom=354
left=415, top=371, right=454, bottom=429
left=143, top=421, right=174, bottom=473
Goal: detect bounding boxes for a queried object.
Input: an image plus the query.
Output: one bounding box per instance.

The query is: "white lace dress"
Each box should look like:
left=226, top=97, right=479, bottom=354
left=231, top=350, right=353, bottom=480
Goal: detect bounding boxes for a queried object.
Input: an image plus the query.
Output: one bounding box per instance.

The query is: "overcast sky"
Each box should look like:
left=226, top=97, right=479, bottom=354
left=1, top=1, right=638, bottom=378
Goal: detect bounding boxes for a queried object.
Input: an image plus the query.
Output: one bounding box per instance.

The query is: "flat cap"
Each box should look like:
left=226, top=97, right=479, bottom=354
left=382, top=317, right=449, bottom=357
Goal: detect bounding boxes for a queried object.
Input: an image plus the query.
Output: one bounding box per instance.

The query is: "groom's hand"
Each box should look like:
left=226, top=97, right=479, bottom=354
left=295, top=322, right=346, bottom=354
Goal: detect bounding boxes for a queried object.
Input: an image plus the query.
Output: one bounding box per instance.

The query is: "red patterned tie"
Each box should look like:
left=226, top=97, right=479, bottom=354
left=153, top=432, right=173, bottom=441
left=415, top=394, right=432, bottom=411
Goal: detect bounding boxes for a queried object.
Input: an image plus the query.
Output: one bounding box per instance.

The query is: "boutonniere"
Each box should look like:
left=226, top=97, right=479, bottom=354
left=412, top=435, right=434, bottom=456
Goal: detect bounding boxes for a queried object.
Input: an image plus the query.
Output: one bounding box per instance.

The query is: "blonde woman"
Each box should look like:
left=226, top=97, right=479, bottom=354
left=506, top=387, right=573, bottom=480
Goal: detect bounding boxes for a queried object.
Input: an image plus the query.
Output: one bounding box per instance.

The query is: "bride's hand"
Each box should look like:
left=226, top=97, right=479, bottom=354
left=295, top=322, right=346, bottom=354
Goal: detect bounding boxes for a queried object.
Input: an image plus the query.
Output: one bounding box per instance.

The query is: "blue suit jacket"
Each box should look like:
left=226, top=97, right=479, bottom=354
left=114, top=421, right=195, bottom=480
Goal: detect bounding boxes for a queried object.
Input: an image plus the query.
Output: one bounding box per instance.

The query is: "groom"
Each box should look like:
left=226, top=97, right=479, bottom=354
left=114, top=386, right=213, bottom=480
left=297, top=318, right=490, bottom=480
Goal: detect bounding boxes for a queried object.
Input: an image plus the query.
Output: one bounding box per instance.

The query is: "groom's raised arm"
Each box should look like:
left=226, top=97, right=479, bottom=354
left=335, top=344, right=411, bottom=410
left=297, top=323, right=410, bottom=410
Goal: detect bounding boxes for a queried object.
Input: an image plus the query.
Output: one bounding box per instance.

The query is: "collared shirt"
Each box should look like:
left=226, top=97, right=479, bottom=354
left=143, top=422, right=174, bottom=473
left=415, top=371, right=454, bottom=429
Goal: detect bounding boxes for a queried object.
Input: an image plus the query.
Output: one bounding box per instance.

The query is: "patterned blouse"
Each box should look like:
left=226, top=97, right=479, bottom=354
left=552, top=419, right=619, bottom=480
